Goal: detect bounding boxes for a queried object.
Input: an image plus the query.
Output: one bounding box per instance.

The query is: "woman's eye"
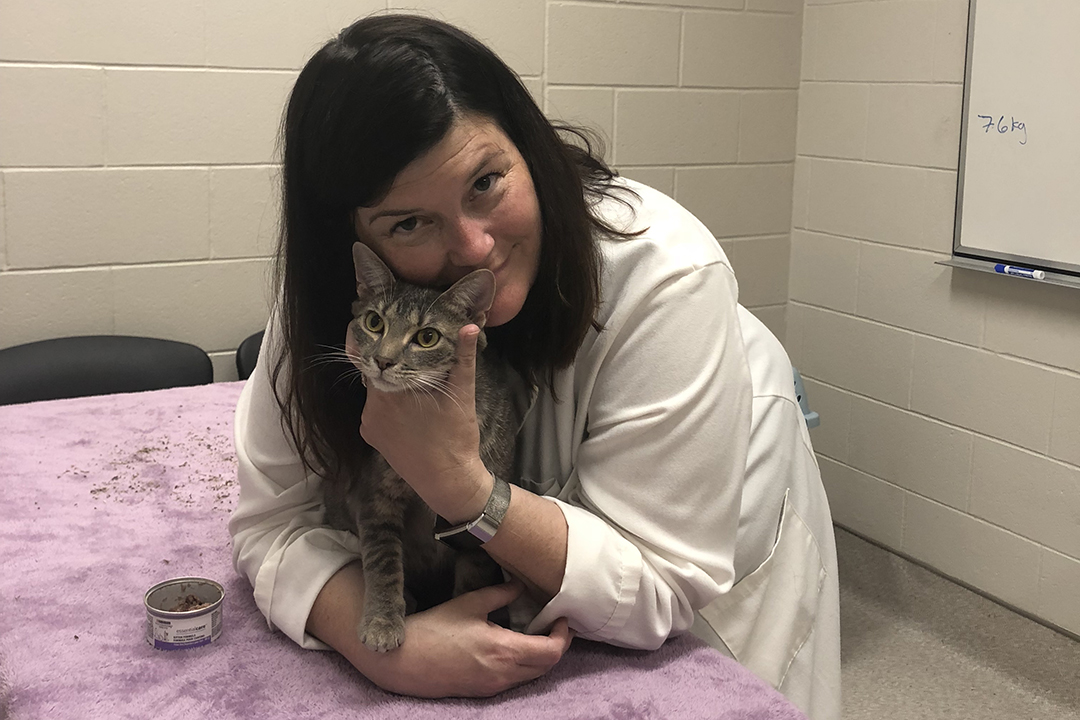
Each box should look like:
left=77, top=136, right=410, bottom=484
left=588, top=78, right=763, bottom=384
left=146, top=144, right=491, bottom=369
left=392, top=216, right=419, bottom=234
left=415, top=328, right=440, bottom=348
left=363, top=312, right=384, bottom=333
left=473, top=173, right=498, bottom=193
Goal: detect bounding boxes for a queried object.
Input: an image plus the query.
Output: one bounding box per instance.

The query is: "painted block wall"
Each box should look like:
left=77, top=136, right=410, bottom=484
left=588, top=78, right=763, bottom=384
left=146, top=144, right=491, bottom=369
left=790, top=0, right=1080, bottom=637
left=0, top=0, right=801, bottom=379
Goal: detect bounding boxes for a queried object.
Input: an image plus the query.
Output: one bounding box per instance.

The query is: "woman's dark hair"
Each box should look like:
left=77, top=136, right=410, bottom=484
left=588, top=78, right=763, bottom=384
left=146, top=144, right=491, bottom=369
left=274, top=13, right=635, bottom=480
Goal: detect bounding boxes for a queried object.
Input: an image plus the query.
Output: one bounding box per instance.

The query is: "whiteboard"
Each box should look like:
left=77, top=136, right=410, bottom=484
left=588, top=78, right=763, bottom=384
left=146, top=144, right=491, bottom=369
left=954, top=0, right=1080, bottom=279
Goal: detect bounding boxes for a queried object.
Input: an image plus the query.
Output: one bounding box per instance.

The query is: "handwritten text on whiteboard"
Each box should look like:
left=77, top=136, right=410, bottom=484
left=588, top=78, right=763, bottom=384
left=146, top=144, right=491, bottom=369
left=976, top=114, right=1028, bottom=145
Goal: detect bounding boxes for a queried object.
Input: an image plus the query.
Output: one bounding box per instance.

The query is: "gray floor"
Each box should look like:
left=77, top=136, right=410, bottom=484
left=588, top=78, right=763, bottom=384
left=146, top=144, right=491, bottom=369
left=837, top=528, right=1080, bottom=719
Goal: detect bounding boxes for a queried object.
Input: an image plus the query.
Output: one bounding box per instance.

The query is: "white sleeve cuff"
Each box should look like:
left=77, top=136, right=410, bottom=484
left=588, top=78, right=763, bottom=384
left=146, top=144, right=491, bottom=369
left=526, top=498, right=643, bottom=643
left=252, top=525, right=362, bottom=650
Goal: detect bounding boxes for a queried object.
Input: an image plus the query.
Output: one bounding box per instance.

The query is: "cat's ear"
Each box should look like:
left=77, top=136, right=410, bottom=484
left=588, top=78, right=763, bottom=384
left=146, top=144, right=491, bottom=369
left=439, top=269, right=496, bottom=328
left=352, top=242, right=394, bottom=298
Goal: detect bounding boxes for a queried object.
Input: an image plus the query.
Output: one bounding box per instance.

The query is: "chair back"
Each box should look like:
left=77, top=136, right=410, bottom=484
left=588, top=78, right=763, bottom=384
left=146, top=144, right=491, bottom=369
left=236, top=330, right=264, bottom=381
left=0, top=335, right=213, bottom=406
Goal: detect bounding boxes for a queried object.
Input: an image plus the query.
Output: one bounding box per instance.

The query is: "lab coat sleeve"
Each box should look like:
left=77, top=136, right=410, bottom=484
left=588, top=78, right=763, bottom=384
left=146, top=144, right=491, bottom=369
left=228, top=316, right=362, bottom=650
left=528, top=260, right=754, bottom=649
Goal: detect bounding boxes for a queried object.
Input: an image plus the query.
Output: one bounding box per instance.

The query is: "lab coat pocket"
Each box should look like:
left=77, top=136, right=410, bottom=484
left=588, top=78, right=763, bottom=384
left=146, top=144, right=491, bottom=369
left=697, top=491, right=825, bottom=690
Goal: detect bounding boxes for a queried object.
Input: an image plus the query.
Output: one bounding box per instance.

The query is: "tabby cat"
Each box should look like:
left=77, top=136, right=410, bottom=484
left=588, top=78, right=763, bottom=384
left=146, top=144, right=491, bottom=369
left=323, top=242, right=517, bottom=652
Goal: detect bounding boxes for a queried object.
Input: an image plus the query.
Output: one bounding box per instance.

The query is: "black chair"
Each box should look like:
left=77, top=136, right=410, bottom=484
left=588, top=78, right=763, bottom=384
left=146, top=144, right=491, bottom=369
left=0, top=335, right=213, bottom=406
left=236, top=330, right=264, bottom=381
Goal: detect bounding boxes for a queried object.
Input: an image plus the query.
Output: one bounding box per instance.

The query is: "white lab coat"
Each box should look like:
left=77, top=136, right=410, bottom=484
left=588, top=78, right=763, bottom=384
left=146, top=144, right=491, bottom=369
left=229, top=179, right=840, bottom=720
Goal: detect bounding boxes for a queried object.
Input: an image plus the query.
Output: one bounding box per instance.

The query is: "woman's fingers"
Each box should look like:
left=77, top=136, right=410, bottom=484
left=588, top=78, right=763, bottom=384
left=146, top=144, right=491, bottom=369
left=447, top=324, right=480, bottom=397
left=455, top=578, right=525, bottom=615
left=465, top=618, right=572, bottom=694
left=509, top=617, right=574, bottom=670
left=459, top=583, right=574, bottom=675
left=449, top=581, right=573, bottom=674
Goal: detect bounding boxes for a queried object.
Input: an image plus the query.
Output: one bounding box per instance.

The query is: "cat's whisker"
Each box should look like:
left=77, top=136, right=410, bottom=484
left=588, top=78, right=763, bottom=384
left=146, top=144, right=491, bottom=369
left=422, top=296, right=441, bottom=319
left=398, top=374, right=436, bottom=401
left=406, top=383, right=437, bottom=409
left=330, top=368, right=367, bottom=390
left=304, top=349, right=357, bottom=369
left=328, top=366, right=360, bottom=388
left=406, top=372, right=443, bottom=393
left=303, top=343, right=367, bottom=379
left=305, top=358, right=351, bottom=372
left=324, top=350, right=360, bottom=364
left=312, top=344, right=352, bottom=358
left=425, top=373, right=460, bottom=396
left=412, top=374, right=468, bottom=415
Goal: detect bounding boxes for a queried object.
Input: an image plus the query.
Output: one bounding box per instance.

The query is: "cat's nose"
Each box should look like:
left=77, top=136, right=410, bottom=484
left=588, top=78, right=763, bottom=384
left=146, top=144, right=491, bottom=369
left=374, top=356, right=395, bottom=371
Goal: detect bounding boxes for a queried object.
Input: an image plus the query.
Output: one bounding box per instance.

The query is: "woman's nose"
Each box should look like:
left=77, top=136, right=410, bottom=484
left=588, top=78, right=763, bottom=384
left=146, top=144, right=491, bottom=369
left=447, top=216, right=494, bottom=267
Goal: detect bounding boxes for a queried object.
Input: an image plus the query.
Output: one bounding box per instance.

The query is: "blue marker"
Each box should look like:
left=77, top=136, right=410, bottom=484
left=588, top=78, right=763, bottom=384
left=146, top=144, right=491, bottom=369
left=994, top=264, right=1045, bottom=280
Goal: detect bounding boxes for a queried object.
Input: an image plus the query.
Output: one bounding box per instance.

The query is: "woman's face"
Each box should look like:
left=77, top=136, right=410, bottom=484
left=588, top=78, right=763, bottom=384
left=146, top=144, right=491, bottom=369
left=353, top=115, right=542, bottom=328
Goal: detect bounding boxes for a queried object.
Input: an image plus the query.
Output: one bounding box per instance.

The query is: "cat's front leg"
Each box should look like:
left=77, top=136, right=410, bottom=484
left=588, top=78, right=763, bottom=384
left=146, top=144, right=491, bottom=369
left=357, top=524, right=408, bottom=652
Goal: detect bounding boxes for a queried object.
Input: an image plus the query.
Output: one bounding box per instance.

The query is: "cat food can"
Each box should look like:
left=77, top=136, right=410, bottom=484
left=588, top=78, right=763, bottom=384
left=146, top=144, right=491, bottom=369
left=144, top=577, right=224, bottom=650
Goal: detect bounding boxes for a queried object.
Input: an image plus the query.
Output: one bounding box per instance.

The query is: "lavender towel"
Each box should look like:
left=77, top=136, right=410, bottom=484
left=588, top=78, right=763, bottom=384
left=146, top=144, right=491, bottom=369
left=0, top=382, right=805, bottom=720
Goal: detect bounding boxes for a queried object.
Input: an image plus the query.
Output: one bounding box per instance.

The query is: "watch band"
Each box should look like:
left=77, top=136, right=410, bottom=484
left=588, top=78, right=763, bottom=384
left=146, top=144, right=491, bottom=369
left=433, top=473, right=511, bottom=550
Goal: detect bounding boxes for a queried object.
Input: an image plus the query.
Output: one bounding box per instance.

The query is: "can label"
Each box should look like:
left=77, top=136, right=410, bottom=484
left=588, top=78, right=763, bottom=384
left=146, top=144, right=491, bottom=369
left=146, top=607, right=222, bottom=650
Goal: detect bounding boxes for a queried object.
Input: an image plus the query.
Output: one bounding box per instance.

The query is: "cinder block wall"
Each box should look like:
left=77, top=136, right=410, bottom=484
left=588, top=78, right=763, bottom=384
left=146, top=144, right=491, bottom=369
left=790, top=0, right=1080, bottom=637
left=0, top=0, right=801, bottom=379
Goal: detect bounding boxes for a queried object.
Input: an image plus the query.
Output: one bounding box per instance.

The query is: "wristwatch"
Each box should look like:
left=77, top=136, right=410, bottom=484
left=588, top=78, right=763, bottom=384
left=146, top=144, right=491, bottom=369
left=433, top=473, right=511, bottom=550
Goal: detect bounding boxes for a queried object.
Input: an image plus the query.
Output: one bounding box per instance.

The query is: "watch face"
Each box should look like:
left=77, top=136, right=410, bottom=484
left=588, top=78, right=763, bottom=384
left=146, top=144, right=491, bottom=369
left=467, top=516, right=499, bottom=544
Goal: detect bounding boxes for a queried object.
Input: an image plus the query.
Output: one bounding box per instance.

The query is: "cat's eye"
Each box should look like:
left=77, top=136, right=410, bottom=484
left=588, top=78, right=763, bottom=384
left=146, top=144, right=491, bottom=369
left=363, top=312, right=384, bottom=333
left=415, top=328, right=440, bottom=348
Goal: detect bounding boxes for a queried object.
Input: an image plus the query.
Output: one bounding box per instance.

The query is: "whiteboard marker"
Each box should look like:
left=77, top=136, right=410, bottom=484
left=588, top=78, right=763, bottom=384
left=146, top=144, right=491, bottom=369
left=994, top=264, right=1045, bottom=280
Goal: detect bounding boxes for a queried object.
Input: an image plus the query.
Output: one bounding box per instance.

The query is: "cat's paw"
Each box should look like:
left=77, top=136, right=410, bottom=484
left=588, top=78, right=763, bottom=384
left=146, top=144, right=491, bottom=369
left=358, top=614, right=405, bottom=653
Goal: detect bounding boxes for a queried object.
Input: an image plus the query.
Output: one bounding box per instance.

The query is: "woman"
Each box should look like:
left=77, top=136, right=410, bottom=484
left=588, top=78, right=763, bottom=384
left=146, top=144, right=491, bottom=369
left=229, top=13, right=840, bottom=719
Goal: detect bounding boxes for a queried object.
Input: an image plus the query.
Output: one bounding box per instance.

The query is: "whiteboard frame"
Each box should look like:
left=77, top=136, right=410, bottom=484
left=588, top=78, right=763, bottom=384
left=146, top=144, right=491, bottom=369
left=952, top=0, right=1080, bottom=282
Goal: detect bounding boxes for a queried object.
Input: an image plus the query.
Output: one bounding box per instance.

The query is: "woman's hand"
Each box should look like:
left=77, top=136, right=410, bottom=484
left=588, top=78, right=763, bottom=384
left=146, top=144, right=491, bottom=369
left=309, top=565, right=572, bottom=698
left=356, top=581, right=573, bottom=698
left=359, top=325, right=491, bottom=520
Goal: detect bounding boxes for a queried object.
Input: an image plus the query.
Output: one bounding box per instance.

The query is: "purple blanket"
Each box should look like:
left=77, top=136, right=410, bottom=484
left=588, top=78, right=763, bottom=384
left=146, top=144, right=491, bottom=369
left=0, top=382, right=804, bottom=720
